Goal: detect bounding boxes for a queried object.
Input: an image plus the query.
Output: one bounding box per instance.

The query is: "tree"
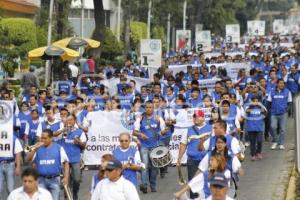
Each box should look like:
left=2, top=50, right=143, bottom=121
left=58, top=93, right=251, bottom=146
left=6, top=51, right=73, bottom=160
left=92, top=0, right=106, bottom=58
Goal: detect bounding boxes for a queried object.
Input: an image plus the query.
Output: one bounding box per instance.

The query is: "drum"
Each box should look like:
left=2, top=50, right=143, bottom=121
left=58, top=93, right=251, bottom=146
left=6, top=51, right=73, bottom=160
left=149, top=146, right=172, bottom=168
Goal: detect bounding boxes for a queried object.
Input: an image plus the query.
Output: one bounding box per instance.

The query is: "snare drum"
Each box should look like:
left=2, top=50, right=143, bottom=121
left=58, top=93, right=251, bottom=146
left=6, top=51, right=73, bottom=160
left=149, top=146, right=172, bottom=168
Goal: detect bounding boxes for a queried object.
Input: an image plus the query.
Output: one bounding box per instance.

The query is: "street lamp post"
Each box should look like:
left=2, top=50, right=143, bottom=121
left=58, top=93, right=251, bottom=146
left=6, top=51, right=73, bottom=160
left=81, top=0, right=85, bottom=37
left=167, top=13, right=171, bottom=53
left=117, top=0, right=121, bottom=41
left=147, top=0, right=152, bottom=39
left=45, top=0, right=54, bottom=85
left=183, top=0, right=187, bottom=30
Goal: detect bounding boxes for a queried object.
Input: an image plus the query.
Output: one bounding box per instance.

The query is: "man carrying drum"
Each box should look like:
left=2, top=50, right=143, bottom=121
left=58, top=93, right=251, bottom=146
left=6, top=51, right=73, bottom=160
left=177, top=110, right=212, bottom=199
left=133, top=101, right=168, bottom=193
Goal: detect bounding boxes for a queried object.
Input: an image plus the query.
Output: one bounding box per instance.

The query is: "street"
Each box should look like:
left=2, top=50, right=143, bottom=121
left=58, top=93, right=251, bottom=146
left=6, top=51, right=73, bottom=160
left=5, top=119, right=294, bottom=200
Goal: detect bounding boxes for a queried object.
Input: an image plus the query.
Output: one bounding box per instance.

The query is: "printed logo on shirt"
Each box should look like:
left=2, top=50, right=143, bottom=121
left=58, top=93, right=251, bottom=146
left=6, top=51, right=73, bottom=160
left=40, top=159, right=55, bottom=165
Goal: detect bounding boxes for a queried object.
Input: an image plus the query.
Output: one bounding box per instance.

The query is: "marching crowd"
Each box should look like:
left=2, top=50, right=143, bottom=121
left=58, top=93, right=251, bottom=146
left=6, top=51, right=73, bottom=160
left=0, top=34, right=300, bottom=200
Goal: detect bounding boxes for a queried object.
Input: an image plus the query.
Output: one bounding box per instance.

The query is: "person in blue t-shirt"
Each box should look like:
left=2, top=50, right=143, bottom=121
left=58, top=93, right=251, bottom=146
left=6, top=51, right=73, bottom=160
left=177, top=110, right=212, bottom=199
left=245, top=96, right=267, bottom=161
left=267, top=79, right=292, bottom=150
left=60, top=114, right=87, bottom=200
left=113, top=133, right=143, bottom=186
left=27, top=129, right=69, bottom=200
left=133, top=101, right=168, bottom=193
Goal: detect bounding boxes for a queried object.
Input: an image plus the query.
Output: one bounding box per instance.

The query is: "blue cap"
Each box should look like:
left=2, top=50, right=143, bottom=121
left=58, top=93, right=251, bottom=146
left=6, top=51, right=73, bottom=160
left=105, top=159, right=122, bottom=170
left=210, top=173, right=228, bottom=187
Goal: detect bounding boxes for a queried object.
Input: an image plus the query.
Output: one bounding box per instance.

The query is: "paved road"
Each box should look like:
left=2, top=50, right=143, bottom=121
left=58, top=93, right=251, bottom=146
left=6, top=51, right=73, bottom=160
left=6, top=119, right=295, bottom=200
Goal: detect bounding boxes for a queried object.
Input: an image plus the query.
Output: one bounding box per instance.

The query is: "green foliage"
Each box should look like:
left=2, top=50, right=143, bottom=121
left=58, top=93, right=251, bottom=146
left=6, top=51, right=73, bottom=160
left=0, top=18, right=38, bottom=57
left=130, top=21, right=147, bottom=50
left=36, top=26, right=47, bottom=47
left=100, top=27, right=123, bottom=60
left=152, top=26, right=166, bottom=51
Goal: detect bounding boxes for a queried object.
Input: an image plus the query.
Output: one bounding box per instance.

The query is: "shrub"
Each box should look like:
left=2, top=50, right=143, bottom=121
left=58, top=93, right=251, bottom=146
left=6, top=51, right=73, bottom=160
left=152, top=25, right=166, bottom=51
left=100, top=27, right=123, bottom=60
left=130, top=21, right=147, bottom=50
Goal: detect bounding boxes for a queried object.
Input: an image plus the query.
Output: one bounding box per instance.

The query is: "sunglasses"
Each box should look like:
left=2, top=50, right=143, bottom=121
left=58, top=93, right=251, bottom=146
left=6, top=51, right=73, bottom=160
left=120, top=140, right=129, bottom=142
left=105, top=168, right=114, bottom=172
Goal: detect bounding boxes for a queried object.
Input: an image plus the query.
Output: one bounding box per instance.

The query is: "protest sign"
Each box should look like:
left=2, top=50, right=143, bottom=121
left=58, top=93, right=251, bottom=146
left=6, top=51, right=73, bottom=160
left=176, top=30, right=192, bottom=52
left=140, top=39, right=162, bottom=68
left=247, top=20, right=265, bottom=36
left=0, top=101, right=14, bottom=158
left=226, top=24, right=240, bottom=43
left=195, top=30, right=212, bottom=52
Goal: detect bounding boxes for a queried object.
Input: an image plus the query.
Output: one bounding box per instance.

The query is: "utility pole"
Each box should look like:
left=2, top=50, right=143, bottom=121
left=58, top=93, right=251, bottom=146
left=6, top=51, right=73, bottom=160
left=183, top=0, right=187, bottom=30
left=45, top=0, right=54, bottom=85
left=117, top=0, right=121, bottom=41
left=81, top=0, right=85, bottom=37
left=147, top=0, right=152, bottom=39
left=167, top=13, right=171, bottom=52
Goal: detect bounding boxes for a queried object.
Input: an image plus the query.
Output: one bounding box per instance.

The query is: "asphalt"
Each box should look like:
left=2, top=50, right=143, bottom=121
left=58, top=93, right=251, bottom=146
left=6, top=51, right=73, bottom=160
left=4, top=117, right=295, bottom=200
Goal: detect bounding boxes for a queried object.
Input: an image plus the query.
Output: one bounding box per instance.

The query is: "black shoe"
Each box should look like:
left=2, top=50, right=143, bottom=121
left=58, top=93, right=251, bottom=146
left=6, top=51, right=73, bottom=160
left=140, top=185, right=147, bottom=194
left=151, top=188, right=157, bottom=192
left=160, top=173, right=165, bottom=178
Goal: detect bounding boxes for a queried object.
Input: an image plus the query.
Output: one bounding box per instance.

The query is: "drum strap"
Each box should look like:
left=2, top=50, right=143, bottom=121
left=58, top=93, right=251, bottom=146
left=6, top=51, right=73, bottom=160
left=192, top=126, right=200, bottom=135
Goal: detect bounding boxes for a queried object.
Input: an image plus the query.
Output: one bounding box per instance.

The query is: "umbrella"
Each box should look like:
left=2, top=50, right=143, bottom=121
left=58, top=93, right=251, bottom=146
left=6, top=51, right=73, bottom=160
left=28, top=45, right=79, bottom=62
left=53, top=37, right=101, bottom=49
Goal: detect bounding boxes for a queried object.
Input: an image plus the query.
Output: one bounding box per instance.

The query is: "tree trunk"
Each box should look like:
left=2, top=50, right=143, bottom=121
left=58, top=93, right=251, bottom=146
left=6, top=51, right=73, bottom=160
left=123, top=4, right=131, bottom=57
left=92, top=0, right=106, bottom=59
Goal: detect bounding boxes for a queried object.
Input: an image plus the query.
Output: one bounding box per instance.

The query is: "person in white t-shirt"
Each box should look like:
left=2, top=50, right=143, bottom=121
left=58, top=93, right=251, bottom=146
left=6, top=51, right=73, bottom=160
left=91, top=159, right=140, bottom=200
left=205, top=173, right=234, bottom=200
left=7, top=167, right=53, bottom=200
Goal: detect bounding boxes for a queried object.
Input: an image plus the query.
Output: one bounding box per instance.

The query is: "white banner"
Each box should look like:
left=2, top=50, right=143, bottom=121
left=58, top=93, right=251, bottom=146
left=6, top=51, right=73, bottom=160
left=83, top=110, right=132, bottom=165
left=195, top=30, right=212, bottom=52
left=198, top=78, right=221, bottom=94
left=226, top=24, right=240, bottom=43
left=273, top=19, right=286, bottom=35
left=128, top=76, right=152, bottom=91
left=176, top=30, right=192, bottom=52
left=140, top=39, right=162, bottom=68
left=83, top=108, right=215, bottom=165
left=170, top=128, right=187, bottom=164
left=247, top=20, right=265, bottom=36
left=0, top=101, right=14, bottom=158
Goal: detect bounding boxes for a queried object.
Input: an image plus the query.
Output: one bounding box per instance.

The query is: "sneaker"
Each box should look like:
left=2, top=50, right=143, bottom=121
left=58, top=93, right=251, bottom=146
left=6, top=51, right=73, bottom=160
left=251, top=156, right=256, bottom=161
left=256, top=153, right=263, bottom=160
left=271, top=143, right=277, bottom=150
left=244, top=142, right=250, bottom=147
left=279, top=145, right=285, bottom=150
left=140, top=185, right=148, bottom=194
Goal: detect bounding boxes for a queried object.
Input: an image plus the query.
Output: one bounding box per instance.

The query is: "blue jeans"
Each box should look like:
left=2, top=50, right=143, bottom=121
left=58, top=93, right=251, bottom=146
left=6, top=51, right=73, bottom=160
left=0, top=161, right=15, bottom=200
left=271, top=113, right=287, bottom=145
left=70, top=163, right=81, bottom=200
left=39, top=176, right=60, bottom=200
left=187, top=159, right=200, bottom=199
left=159, top=136, right=171, bottom=175
left=140, top=147, right=158, bottom=189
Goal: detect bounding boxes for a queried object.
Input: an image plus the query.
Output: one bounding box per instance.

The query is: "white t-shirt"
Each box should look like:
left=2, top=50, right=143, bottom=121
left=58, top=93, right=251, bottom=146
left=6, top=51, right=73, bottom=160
left=7, top=186, right=53, bottom=200
left=188, top=170, right=231, bottom=196
left=68, top=63, right=79, bottom=78
left=91, top=176, right=140, bottom=200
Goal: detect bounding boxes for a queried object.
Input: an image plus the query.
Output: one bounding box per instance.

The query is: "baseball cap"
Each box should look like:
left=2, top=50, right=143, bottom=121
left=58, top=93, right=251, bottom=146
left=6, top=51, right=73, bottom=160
left=194, top=110, right=205, bottom=118
left=210, top=173, right=228, bottom=188
left=105, top=159, right=122, bottom=170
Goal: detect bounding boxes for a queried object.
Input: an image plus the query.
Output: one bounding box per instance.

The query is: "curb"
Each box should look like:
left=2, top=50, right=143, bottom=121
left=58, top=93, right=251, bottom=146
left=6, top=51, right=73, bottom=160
left=285, top=165, right=297, bottom=200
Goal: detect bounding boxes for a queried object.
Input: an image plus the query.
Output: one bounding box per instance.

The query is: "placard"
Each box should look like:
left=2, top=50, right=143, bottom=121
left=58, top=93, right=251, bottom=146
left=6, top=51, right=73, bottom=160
left=273, top=19, right=285, bottom=35
left=195, top=30, right=211, bottom=52
left=247, top=20, right=265, bottom=36
left=176, top=30, right=192, bottom=52
left=226, top=24, right=240, bottom=43
left=140, top=39, right=162, bottom=68
left=0, top=101, right=14, bottom=158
